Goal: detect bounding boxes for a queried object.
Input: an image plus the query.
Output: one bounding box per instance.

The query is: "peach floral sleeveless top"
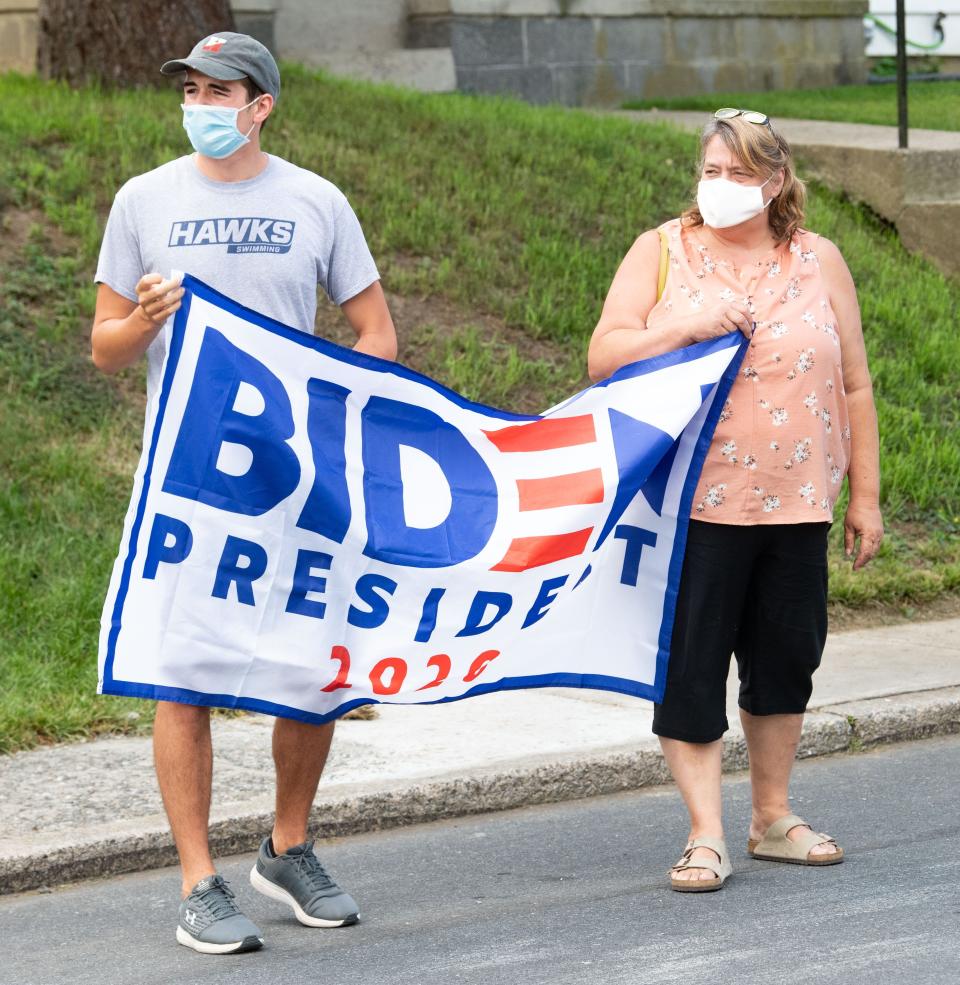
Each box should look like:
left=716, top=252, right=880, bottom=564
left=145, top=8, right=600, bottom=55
left=649, top=218, right=850, bottom=525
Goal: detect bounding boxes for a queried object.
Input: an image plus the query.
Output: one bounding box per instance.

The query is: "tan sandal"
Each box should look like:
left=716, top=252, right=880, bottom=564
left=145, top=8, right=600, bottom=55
left=747, top=813, right=844, bottom=866
left=669, top=836, right=732, bottom=893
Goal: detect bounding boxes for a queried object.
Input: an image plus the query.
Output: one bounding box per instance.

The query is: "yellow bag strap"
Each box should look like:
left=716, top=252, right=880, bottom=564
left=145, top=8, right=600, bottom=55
left=657, top=229, right=669, bottom=302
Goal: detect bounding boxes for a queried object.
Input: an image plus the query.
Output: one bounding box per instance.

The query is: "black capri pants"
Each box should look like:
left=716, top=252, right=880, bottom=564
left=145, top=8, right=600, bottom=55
left=652, top=519, right=829, bottom=744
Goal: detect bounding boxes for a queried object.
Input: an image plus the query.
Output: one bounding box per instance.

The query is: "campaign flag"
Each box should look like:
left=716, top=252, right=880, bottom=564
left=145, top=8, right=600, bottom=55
left=98, top=275, right=745, bottom=723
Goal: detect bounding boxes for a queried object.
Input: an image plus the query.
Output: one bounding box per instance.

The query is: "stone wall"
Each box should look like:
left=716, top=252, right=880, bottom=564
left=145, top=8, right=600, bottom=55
left=234, top=0, right=409, bottom=62
left=231, top=0, right=278, bottom=53
left=0, top=0, right=38, bottom=74
left=408, top=0, right=869, bottom=106
left=2, top=1, right=871, bottom=106
left=232, top=0, right=455, bottom=92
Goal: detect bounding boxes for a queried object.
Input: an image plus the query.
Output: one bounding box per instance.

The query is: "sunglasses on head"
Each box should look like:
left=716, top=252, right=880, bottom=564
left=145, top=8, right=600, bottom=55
left=714, top=107, right=770, bottom=126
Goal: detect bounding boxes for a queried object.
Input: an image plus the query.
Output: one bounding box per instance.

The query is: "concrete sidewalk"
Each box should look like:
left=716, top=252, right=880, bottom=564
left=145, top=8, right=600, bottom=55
left=2, top=618, right=958, bottom=895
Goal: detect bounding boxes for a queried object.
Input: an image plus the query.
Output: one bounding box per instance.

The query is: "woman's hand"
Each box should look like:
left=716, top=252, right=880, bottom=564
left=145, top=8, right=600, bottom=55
left=648, top=301, right=754, bottom=345
left=843, top=500, right=884, bottom=570
left=686, top=300, right=754, bottom=342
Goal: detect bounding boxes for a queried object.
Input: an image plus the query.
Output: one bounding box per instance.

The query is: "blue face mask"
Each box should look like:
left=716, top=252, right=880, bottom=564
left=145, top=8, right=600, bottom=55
left=181, top=97, right=258, bottom=159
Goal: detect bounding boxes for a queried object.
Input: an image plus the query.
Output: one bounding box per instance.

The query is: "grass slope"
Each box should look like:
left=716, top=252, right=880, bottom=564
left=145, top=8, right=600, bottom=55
left=0, top=68, right=957, bottom=752
left=624, top=81, right=960, bottom=131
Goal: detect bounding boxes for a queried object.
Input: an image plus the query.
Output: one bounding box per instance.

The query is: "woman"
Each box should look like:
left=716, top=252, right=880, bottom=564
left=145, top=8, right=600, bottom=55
left=588, top=109, right=884, bottom=892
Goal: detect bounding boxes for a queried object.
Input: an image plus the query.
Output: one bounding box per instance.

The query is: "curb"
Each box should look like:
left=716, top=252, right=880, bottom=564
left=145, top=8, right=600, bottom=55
left=2, top=686, right=958, bottom=895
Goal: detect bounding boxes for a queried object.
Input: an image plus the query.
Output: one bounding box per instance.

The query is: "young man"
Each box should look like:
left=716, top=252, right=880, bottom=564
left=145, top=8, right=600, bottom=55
left=92, top=32, right=397, bottom=955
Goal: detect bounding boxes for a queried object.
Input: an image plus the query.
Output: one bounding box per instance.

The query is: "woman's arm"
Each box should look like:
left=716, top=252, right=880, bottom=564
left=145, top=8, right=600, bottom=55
left=818, top=237, right=884, bottom=570
left=588, top=230, right=752, bottom=382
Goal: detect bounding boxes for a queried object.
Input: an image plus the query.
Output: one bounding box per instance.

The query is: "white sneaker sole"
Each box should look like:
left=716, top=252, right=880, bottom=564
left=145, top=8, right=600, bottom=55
left=249, top=865, right=359, bottom=927
left=175, top=925, right=263, bottom=954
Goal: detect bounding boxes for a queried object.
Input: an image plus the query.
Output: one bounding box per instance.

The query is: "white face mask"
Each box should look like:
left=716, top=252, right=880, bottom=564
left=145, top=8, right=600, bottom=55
left=697, top=175, right=772, bottom=229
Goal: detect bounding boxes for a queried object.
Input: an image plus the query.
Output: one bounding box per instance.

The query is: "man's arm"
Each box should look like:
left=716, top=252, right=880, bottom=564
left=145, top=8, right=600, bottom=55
left=91, top=276, right=184, bottom=374
left=340, top=281, right=398, bottom=361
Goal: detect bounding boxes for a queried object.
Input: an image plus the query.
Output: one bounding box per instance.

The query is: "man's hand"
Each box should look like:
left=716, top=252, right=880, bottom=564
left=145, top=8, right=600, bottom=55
left=844, top=500, right=884, bottom=571
left=136, top=273, right=185, bottom=328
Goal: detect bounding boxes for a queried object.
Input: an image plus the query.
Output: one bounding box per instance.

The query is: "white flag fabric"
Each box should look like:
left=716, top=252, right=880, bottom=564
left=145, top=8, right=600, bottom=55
left=98, top=275, right=745, bottom=722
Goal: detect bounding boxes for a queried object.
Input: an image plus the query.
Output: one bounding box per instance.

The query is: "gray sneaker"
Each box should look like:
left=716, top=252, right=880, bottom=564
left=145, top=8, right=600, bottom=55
left=250, top=837, right=360, bottom=927
left=176, top=874, right=264, bottom=954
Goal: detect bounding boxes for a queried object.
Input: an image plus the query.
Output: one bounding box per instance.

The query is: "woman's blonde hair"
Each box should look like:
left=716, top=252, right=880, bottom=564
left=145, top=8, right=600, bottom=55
left=681, top=115, right=806, bottom=244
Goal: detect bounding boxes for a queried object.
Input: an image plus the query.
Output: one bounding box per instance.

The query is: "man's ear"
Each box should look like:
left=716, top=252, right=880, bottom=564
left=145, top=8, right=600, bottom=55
left=254, top=93, right=274, bottom=124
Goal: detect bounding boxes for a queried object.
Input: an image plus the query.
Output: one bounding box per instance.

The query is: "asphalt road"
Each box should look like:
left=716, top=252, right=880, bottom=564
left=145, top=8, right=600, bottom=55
left=4, top=735, right=959, bottom=985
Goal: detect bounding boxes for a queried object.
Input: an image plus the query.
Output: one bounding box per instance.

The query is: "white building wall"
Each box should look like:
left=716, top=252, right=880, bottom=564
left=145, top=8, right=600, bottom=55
left=866, top=2, right=960, bottom=56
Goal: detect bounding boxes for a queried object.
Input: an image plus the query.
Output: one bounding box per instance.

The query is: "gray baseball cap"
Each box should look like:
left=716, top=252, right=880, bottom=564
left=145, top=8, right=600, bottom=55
left=161, top=32, right=280, bottom=101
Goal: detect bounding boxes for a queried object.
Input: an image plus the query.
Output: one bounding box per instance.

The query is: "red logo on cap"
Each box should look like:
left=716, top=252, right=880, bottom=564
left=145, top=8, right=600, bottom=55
left=202, top=36, right=227, bottom=52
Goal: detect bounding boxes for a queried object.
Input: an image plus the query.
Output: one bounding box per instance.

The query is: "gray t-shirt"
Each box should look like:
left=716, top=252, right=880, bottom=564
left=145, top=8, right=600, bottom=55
left=95, top=153, right=380, bottom=402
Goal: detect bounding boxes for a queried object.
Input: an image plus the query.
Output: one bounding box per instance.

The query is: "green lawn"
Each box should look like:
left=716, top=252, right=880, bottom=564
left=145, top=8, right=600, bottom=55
left=1, top=67, right=958, bottom=752
left=624, top=81, right=960, bottom=131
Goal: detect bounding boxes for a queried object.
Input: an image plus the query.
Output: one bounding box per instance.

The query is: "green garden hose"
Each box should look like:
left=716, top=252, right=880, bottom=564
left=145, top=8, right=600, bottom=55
left=865, top=11, right=947, bottom=51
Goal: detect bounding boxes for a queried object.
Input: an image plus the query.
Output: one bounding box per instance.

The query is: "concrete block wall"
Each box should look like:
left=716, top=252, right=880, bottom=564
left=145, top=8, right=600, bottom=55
left=231, top=1, right=279, bottom=54
left=0, top=1, right=448, bottom=90
left=0, top=2, right=278, bottom=79
left=3, top=1, right=868, bottom=104
left=232, top=0, right=456, bottom=93
left=408, top=0, right=869, bottom=106
left=234, top=0, right=408, bottom=61
left=793, top=136, right=960, bottom=279
left=0, top=0, right=38, bottom=74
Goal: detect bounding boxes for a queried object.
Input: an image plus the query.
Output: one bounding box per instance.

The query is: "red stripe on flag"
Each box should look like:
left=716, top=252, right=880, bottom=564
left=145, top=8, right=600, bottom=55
left=483, top=415, right=596, bottom=452
left=517, top=469, right=605, bottom=511
left=491, top=528, right=593, bottom=572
